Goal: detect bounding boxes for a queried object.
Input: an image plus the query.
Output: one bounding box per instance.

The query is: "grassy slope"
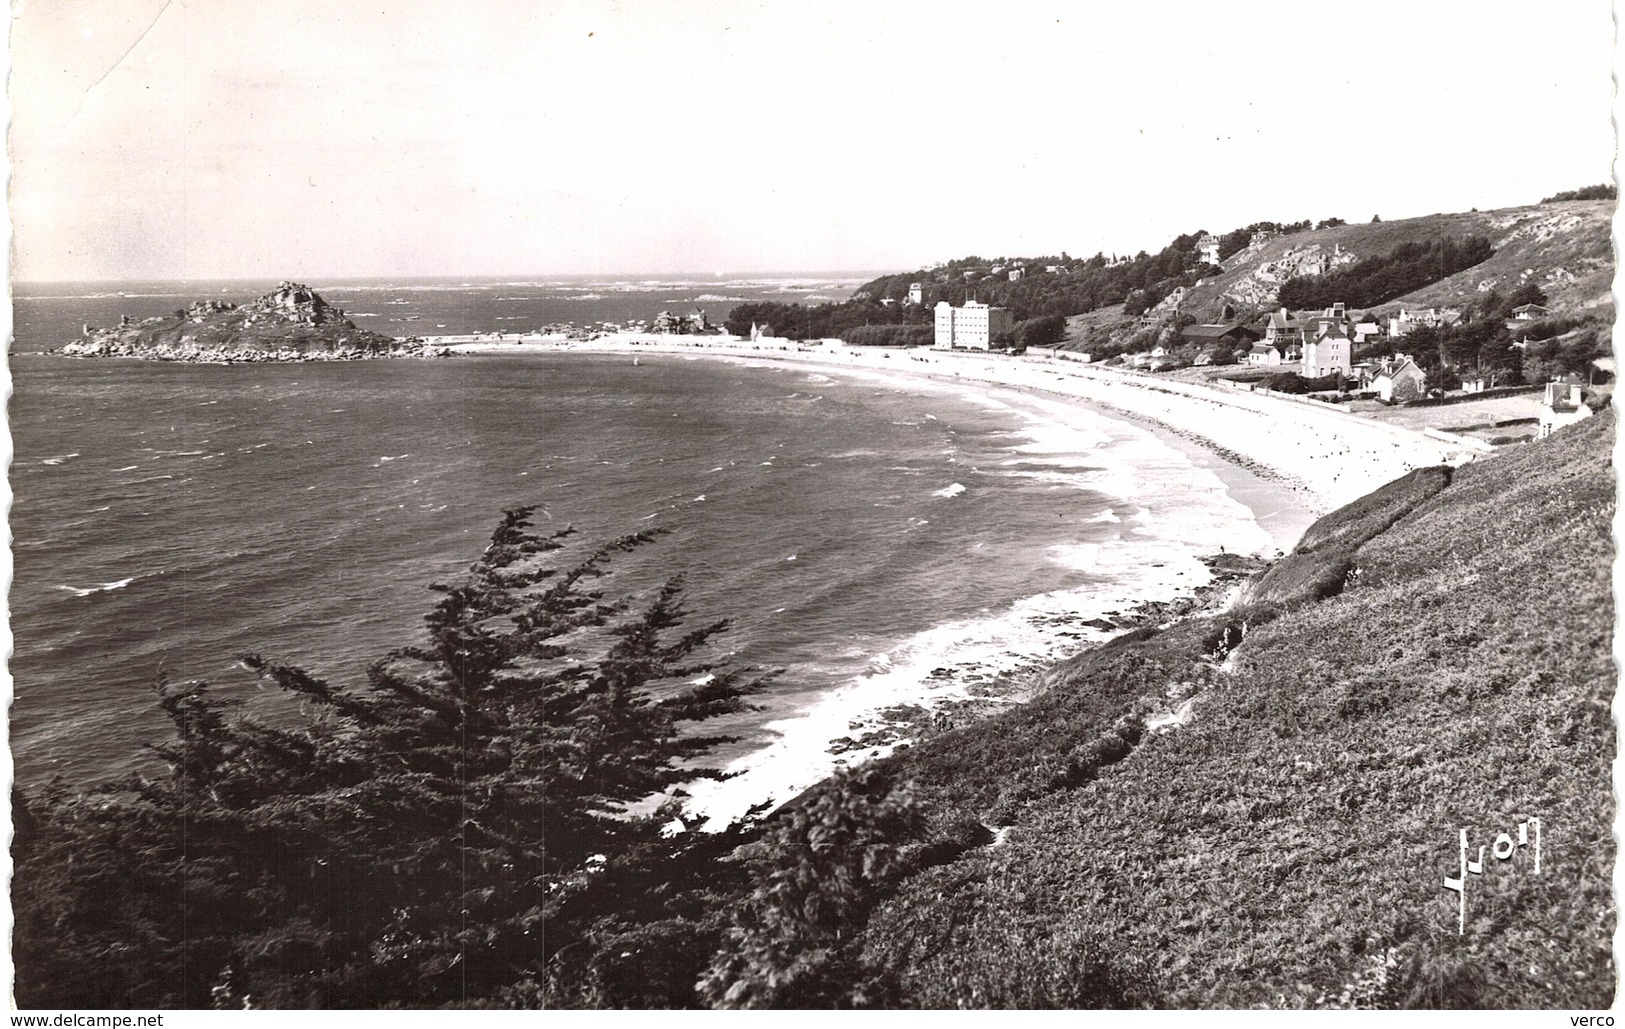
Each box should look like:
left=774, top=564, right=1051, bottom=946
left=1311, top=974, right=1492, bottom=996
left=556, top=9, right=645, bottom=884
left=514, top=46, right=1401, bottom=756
left=862, top=412, right=1614, bottom=1008
left=1184, top=200, right=1614, bottom=320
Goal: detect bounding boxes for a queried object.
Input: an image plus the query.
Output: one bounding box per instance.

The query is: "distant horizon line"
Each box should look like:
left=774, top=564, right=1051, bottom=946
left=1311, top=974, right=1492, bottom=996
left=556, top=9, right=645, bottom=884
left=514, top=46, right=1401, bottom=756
left=11, top=270, right=902, bottom=287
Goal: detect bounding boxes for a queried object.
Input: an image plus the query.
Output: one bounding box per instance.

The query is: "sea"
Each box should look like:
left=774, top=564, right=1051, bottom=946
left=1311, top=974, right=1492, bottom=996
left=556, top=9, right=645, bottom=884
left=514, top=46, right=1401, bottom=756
left=8, top=276, right=1270, bottom=824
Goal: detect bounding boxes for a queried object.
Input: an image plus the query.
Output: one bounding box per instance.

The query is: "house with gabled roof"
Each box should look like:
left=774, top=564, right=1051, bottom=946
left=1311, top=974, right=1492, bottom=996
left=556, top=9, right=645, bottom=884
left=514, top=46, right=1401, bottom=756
left=1263, top=308, right=1304, bottom=360
left=1371, top=354, right=1426, bottom=403
left=1302, top=320, right=1353, bottom=378
left=1538, top=375, right=1591, bottom=437
left=1247, top=342, right=1284, bottom=367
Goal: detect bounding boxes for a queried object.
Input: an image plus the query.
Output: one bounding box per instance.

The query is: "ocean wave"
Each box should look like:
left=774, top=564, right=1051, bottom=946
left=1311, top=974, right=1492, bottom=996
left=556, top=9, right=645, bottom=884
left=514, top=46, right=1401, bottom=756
left=41, top=452, right=81, bottom=465
left=56, top=576, right=137, bottom=598
left=693, top=294, right=747, bottom=302
left=991, top=468, right=1096, bottom=490
left=113, top=465, right=140, bottom=471
left=681, top=561, right=1186, bottom=828
left=932, top=483, right=966, bottom=498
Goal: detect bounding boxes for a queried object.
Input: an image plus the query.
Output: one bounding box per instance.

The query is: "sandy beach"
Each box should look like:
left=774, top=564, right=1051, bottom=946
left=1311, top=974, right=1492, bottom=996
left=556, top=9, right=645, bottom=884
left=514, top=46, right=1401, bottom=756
left=444, top=333, right=1480, bottom=825
left=448, top=333, right=1476, bottom=529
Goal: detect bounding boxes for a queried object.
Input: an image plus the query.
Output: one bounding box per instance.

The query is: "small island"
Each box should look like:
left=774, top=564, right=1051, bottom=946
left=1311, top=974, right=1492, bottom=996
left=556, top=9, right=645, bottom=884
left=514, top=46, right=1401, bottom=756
left=57, top=281, right=448, bottom=362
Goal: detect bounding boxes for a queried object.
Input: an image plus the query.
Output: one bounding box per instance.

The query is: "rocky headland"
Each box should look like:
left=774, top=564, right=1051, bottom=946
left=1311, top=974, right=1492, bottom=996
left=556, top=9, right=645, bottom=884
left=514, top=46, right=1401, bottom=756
left=56, top=281, right=449, bottom=362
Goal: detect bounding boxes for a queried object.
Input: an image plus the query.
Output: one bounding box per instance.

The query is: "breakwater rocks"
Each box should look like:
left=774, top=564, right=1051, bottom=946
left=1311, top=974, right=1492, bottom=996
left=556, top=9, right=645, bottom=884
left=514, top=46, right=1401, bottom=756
left=57, top=281, right=451, bottom=363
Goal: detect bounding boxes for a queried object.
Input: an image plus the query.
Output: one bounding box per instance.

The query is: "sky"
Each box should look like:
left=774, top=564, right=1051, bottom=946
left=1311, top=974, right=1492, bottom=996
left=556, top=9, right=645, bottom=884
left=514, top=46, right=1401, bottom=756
left=7, top=0, right=1619, bottom=281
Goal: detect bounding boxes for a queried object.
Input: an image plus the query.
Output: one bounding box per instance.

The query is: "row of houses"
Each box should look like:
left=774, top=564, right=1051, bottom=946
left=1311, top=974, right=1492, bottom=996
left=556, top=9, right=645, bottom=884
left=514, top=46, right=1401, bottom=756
left=1178, top=303, right=1373, bottom=376
left=1120, top=335, right=1428, bottom=402
left=1169, top=302, right=1436, bottom=401
left=1180, top=299, right=1545, bottom=362
left=1386, top=302, right=1545, bottom=336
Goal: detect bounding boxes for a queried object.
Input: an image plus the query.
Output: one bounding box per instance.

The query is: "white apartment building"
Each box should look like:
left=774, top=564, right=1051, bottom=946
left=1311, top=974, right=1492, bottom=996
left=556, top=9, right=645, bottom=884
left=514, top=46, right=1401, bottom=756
left=934, top=300, right=1014, bottom=349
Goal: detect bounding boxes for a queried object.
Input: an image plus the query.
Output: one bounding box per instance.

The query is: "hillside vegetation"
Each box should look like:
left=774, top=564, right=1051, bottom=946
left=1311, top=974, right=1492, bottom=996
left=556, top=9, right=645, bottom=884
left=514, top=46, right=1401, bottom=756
left=1183, top=200, right=1614, bottom=320
left=858, top=412, right=1615, bottom=1007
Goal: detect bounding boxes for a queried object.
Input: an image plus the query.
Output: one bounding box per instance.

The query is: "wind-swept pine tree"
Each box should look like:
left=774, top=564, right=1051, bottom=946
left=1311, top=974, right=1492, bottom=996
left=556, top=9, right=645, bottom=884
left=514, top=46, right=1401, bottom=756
left=13, top=508, right=765, bottom=1008
left=698, top=766, right=923, bottom=1009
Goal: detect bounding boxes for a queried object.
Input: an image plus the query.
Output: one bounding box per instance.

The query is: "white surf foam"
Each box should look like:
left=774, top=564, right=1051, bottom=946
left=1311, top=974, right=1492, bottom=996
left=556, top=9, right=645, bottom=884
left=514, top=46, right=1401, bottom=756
left=57, top=576, right=136, bottom=598
left=681, top=373, right=1276, bottom=831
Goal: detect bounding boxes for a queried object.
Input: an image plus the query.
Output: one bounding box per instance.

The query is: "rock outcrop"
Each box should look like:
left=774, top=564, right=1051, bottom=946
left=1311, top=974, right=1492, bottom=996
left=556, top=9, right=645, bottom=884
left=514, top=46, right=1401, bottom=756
left=1221, top=243, right=1360, bottom=308
left=60, top=281, right=448, bottom=362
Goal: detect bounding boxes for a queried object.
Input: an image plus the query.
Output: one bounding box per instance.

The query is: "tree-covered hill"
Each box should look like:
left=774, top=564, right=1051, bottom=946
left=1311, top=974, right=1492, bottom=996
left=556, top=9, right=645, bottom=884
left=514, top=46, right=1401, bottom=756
left=724, top=195, right=1610, bottom=354
left=852, top=232, right=1220, bottom=320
